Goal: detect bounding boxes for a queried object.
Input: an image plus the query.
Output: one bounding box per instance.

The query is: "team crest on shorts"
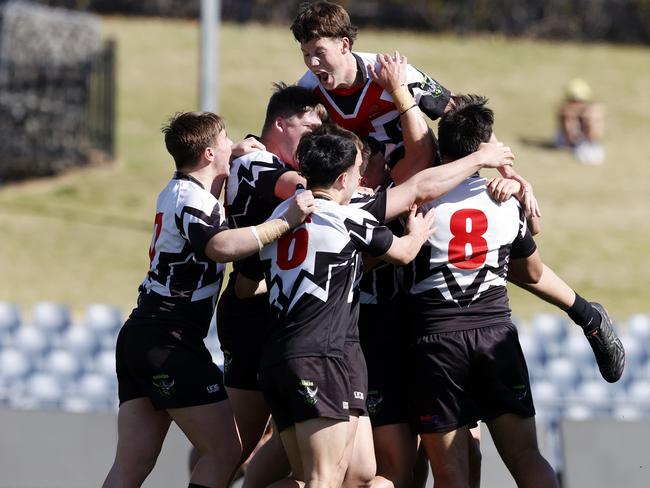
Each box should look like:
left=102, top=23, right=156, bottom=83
left=152, top=374, right=175, bottom=398
left=298, top=379, right=318, bottom=406
left=513, top=384, right=528, bottom=401
left=367, top=390, right=383, bottom=415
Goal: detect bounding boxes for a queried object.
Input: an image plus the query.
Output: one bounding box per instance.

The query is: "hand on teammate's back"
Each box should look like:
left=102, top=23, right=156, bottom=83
left=405, top=204, right=436, bottom=244
left=283, top=190, right=316, bottom=228
left=231, top=137, right=266, bottom=158
left=486, top=177, right=521, bottom=203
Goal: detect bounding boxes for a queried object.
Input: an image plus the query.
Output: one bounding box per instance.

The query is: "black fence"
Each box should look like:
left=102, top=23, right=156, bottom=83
left=0, top=38, right=115, bottom=182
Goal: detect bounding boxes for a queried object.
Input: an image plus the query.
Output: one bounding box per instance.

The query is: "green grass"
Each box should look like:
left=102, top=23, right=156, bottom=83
left=0, top=17, right=648, bottom=322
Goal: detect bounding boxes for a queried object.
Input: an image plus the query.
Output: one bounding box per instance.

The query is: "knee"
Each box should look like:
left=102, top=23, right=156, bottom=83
left=343, top=460, right=376, bottom=487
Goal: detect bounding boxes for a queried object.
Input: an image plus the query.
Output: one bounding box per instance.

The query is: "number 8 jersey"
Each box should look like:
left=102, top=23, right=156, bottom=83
left=405, top=174, right=537, bottom=335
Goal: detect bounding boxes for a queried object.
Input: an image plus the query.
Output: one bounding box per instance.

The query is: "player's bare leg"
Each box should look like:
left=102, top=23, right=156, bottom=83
left=370, top=423, right=418, bottom=488
left=243, top=423, right=291, bottom=488
left=342, top=415, right=376, bottom=487
left=421, top=427, right=470, bottom=488
left=411, top=442, right=430, bottom=488
left=227, top=387, right=273, bottom=466
left=486, top=414, right=558, bottom=488
left=270, top=418, right=350, bottom=488
left=468, top=425, right=482, bottom=488
left=169, top=401, right=242, bottom=488
left=102, top=397, right=171, bottom=488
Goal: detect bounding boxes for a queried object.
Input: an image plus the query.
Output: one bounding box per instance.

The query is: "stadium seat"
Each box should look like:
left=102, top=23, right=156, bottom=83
left=531, top=313, right=568, bottom=360
left=0, top=301, right=21, bottom=340
left=76, top=372, right=116, bottom=405
left=61, top=325, right=100, bottom=359
left=564, top=403, right=595, bottom=421
left=545, top=357, right=580, bottom=393
left=31, top=301, right=71, bottom=336
left=627, top=313, right=650, bottom=345
left=573, top=379, right=614, bottom=411
left=42, top=349, right=83, bottom=382
left=612, top=404, right=646, bottom=422
left=0, top=347, right=33, bottom=382
left=619, top=333, right=646, bottom=371
left=626, top=380, right=650, bottom=406
left=23, top=372, right=66, bottom=407
left=12, top=325, right=50, bottom=356
left=92, top=348, right=116, bottom=377
left=83, top=303, right=123, bottom=348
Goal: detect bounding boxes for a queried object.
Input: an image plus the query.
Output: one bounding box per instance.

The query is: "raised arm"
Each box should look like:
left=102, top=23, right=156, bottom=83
left=368, top=52, right=435, bottom=184
left=382, top=141, right=515, bottom=222
left=205, top=190, right=315, bottom=262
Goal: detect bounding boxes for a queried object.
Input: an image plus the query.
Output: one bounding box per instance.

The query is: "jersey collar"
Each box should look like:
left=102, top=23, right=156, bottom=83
left=173, top=171, right=205, bottom=189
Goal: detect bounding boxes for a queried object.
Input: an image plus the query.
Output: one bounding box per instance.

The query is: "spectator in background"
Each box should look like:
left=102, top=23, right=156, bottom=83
left=556, top=78, right=605, bottom=165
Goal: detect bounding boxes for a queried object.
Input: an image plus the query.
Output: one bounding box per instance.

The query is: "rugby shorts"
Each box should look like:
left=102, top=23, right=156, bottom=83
left=408, top=322, right=535, bottom=434
left=116, top=318, right=227, bottom=410
left=259, top=356, right=351, bottom=432
left=345, top=341, right=369, bottom=416
left=216, top=282, right=272, bottom=390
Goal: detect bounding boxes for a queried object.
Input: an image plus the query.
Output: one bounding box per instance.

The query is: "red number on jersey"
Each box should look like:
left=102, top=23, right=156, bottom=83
left=149, top=212, right=163, bottom=262
left=277, top=227, right=309, bottom=270
left=448, top=209, right=488, bottom=269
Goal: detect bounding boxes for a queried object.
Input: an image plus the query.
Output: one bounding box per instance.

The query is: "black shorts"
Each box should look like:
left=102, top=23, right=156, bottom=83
left=409, top=323, right=535, bottom=434
left=345, top=341, right=369, bottom=416
left=116, top=318, right=228, bottom=410
left=359, top=304, right=410, bottom=427
left=259, top=356, right=351, bottom=432
left=216, top=282, right=272, bottom=390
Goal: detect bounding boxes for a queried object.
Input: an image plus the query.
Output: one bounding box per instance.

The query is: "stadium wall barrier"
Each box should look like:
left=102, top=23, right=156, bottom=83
left=0, top=409, right=191, bottom=488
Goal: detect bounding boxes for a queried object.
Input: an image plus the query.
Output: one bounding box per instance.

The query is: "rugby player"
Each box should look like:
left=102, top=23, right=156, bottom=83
left=102, top=112, right=315, bottom=488
left=405, top=95, right=560, bottom=488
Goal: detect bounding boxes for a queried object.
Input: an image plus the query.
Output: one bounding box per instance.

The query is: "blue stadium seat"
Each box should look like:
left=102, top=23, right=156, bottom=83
left=13, top=325, right=50, bottom=357
left=0, top=302, right=21, bottom=342
left=531, top=380, right=563, bottom=421
left=22, top=372, right=67, bottom=407
left=628, top=313, right=650, bottom=346
left=574, top=379, right=614, bottom=411
left=83, top=304, right=123, bottom=348
left=619, top=333, right=647, bottom=371
left=612, top=404, right=646, bottom=422
left=61, top=325, right=100, bottom=359
left=531, top=313, right=568, bottom=360
left=31, top=301, right=71, bottom=336
left=0, top=347, right=33, bottom=382
left=626, top=380, right=650, bottom=406
left=545, top=357, right=580, bottom=393
left=92, top=348, right=116, bottom=377
left=42, top=349, right=83, bottom=382
left=563, top=403, right=595, bottom=420
left=76, top=372, right=116, bottom=405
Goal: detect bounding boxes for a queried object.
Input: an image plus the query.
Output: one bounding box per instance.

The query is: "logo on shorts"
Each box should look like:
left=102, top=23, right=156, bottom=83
left=342, top=401, right=349, bottom=410
left=419, top=414, right=441, bottom=425
left=206, top=383, right=221, bottom=394
left=223, top=350, right=232, bottom=376
left=367, top=390, right=383, bottom=415
left=353, top=391, right=365, bottom=400
left=298, top=379, right=318, bottom=406
left=513, top=384, right=528, bottom=401
left=152, top=374, right=175, bottom=398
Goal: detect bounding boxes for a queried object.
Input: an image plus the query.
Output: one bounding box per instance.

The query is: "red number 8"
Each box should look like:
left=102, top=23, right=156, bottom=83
left=448, top=209, right=488, bottom=269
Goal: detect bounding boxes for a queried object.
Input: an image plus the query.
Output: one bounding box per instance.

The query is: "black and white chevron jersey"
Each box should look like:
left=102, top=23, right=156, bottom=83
left=298, top=52, right=451, bottom=164
left=405, top=174, right=537, bottom=335
left=130, top=173, right=228, bottom=337
left=226, top=149, right=291, bottom=229
left=259, top=197, right=394, bottom=367
left=350, top=182, right=404, bottom=306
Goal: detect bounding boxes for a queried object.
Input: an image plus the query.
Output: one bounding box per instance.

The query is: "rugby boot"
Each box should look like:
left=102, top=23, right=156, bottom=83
left=586, top=303, right=625, bottom=383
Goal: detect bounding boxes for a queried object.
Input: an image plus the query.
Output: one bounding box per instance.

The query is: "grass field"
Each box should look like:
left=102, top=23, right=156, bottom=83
left=0, top=17, right=648, bottom=322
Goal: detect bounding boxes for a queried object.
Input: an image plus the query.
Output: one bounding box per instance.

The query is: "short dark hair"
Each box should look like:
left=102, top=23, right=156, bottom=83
left=290, top=1, right=358, bottom=46
left=438, top=95, right=494, bottom=161
left=162, top=112, right=225, bottom=169
left=297, top=127, right=359, bottom=188
left=262, top=82, right=327, bottom=134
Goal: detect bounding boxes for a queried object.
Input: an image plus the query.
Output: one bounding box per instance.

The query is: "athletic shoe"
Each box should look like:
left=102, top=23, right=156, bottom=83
left=586, top=303, right=625, bottom=383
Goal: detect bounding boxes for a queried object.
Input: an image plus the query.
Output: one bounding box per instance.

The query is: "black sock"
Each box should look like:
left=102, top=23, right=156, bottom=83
left=188, top=484, right=210, bottom=488
left=567, top=293, right=601, bottom=333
